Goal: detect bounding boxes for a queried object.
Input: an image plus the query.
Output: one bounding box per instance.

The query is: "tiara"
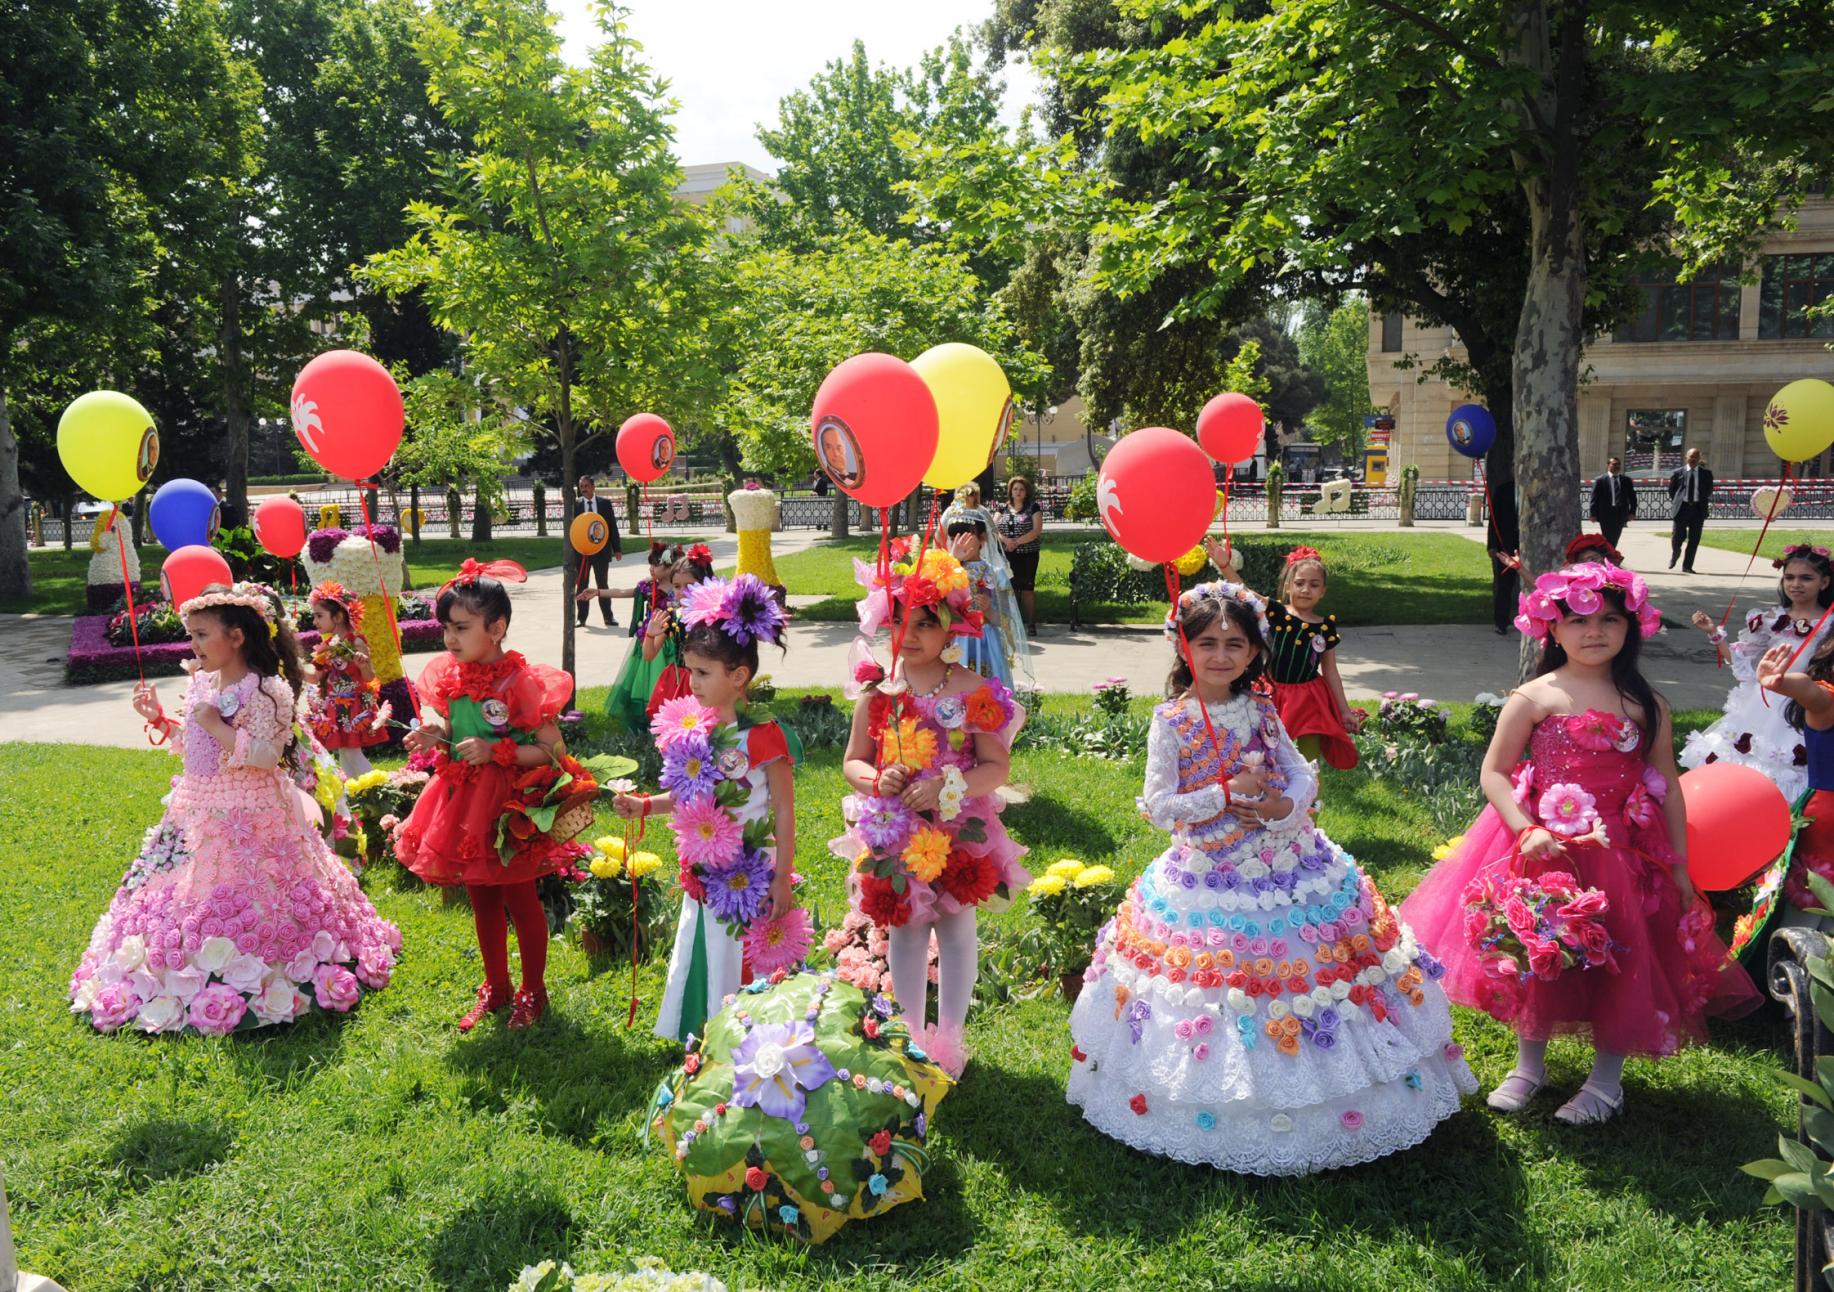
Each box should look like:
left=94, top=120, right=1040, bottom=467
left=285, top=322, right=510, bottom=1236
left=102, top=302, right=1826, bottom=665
left=1775, top=543, right=1832, bottom=570
left=180, top=581, right=280, bottom=623
left=308, top=579, right=364, bottom=629
left=1514, top=562, right=1660, bottom=641
left=679, top=573, right=785, bottom=647
left=1163, top=580, right=1271, bottom=647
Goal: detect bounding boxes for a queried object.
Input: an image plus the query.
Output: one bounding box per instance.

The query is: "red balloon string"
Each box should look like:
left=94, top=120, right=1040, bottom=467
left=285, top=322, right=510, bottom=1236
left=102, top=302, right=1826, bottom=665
left=1163, top=566, right=1230, bottom=789
left=622, top=807, right=648, bottom=1028
left=1222, top=465, right=1233, bottom=553
left=110, top=506, right=160, bottom=746
left=355, top=486, right=420, bottom=720
left=1479, top=473, right=1503, bottom=555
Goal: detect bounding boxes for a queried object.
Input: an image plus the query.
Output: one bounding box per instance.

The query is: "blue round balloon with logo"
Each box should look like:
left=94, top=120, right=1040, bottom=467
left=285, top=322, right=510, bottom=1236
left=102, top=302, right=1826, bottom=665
left=1445, top=404, right=1496, bottom=459
left=148, top=478, right=220, bottom=550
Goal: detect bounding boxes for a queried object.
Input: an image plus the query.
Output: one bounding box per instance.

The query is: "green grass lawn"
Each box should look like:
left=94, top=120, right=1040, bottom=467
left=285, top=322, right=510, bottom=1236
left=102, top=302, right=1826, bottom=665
left=0, top=696, right=1792, bottom=1290
left=1699, top=527, right=1834, bottom=563
left=769, top=531, right=1493, bottom=626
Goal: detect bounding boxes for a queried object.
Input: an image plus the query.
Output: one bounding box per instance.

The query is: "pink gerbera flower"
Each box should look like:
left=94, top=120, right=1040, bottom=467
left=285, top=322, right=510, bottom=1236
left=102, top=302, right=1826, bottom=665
left=671, top=796, right=742, bottom=868
left=1538, top=782, right=1599, bottom=837
left=743, top=906, right=814, bottom=976
left=651, top=695, right=717, bottom=750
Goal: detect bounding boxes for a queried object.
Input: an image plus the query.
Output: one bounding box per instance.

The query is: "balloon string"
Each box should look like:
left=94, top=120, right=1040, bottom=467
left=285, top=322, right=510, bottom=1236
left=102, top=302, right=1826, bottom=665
left=623, top=808, right=648, bottom=1028
left=1222, top=465, right=1232, bottom=552
left=356, top=487, right=420, bottom=720
left=112, top=507, right=157, bottom=746
left=1163, top=567, right=1229, bottom=787
left=1713, top=463, right=1793, bottom=686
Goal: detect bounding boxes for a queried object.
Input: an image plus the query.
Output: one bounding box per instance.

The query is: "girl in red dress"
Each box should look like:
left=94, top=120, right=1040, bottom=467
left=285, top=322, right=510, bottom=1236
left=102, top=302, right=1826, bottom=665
left=396, top=560, right=577, bottom=1031
left=303, top=580, right=389, bottom=778
left=1264, top=547, right=1362, bottom=769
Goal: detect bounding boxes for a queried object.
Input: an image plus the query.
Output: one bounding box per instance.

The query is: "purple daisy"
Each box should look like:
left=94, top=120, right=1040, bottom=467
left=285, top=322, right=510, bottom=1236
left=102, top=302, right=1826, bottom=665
left=730, top=1019, right=838, bottom=1121
left=723, top=575, right=785, bottom=646
left=703, top=846, right=774, bottom=929
left=857, top=795, right=917, bottom=853
left=660, top=733, right=720, bottom=802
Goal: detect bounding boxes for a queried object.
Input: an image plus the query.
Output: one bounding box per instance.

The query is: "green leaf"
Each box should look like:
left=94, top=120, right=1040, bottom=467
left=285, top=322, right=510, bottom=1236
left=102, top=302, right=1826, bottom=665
left=1806, top=1107, right=1834, bottom=1157
left=1740, top=1158, right=1792, bottom=1180
left=1777, top=1070, right=1834, bottom=1113
left=1779, top=1134, right=1822, bottom=1175
left=1774, top=1171, right=1827, bottom=1211
left=1807, top=869, right=1834, bottom=919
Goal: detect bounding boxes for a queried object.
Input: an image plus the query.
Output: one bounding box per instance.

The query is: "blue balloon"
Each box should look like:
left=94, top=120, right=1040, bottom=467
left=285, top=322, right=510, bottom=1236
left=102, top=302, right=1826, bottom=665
left=1446, top=403, right=1496, bottom=459
left=148, top=478, right=219, bottom=549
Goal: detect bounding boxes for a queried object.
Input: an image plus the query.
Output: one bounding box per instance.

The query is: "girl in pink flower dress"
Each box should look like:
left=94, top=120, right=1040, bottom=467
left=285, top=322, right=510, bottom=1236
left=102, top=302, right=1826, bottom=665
left=70, top=582, right=401, bottom=1035
left=1401, top=562, right=1759, bottom=1125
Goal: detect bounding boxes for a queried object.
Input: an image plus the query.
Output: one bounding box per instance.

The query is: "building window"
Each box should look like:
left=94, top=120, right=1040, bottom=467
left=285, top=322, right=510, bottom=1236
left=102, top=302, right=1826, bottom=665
left=1623, top=409, right=1686, bottom=473
left=1758, top=254, right=1834, bottom=339
left=1380, top=312, right=1403, bottom=352
left=1614, top=261, right=1739, bottom=342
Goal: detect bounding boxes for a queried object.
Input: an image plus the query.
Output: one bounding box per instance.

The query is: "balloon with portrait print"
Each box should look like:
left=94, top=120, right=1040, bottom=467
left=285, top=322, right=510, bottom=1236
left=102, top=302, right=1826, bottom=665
left=912, top=343, right=1014, bottom=490
left=569, top=510, right=610, bottom=556
left=1096, top=427, right=1216, bottom=563
left=290, top=350, right=404, bottom=480
left=252, top=496, right=309, bottom=559
left=1763, top=379, right=1834, bottom=463
left=148, top=478, right=220, bottom=550
left=161, top=545, right=234, bottom=609
left=1445, top=404, right=1496, bottom=460
left=1196, top=392, right=1263, bottom=465
left=809, top=352, right=939, bottom=508
left=57, top=391, right=160, bottom=502
left=1680, top=763, right=1793, bottom=891
left=617, top=413, right=676, bottom=484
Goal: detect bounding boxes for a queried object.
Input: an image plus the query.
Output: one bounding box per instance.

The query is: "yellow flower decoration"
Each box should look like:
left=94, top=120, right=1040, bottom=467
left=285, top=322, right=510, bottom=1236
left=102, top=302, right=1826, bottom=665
left=1027, top=873, right=1068, bottom=898
left=1431, top=834, right=1465, bottom=862
left=914, top=548, right=969, bottom=596
left=877, top=717, right=938, bottom=771
left=901, top=825, right=951, bottom=883
left=1173, top=545, right=1209, bottom=577
left=594, top=835, right=628, bottom=861
left=589, top=855, right=622, bottom=880
left=1072, top=864, right=1117, bottom=888
left=314, top=774, right=342, bottom=812
left=629, top=851, right=664, bottom=879
left=1047, top=859, right=1087, bottom=879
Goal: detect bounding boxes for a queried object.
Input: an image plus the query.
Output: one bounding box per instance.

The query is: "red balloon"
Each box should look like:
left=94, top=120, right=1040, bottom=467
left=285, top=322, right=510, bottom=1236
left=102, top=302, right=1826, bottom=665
left=1097, top=428, right=1217, bottom=563
left=617, top=413, right=676, bottom=484
left=809, top=353, right=939, bottom=508
left=161, top=545, right=234, bottom=609
left=290, top=350, right=404, bottom=481
left=1681, top=763, right=1794, bottom=891
left=252, top=496, right=308, bottom=559
left=1197, top=392, right=1263, bottom=465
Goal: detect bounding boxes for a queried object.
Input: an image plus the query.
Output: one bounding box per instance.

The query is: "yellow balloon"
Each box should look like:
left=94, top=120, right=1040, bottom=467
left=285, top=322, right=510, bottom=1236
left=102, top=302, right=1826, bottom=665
left=913, top=343, right=1014, bottom=489
left=58, top=391, right=159, bottom=502
left=570, top=510, right=609, bottom=556
left=1764, top=379, right=1834, bottom=463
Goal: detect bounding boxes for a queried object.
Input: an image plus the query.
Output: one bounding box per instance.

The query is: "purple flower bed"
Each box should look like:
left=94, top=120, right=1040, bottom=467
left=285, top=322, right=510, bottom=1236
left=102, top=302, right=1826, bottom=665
left=307, top=524, right=399, bottom=564
left=67, top=613, right=444, bottom=685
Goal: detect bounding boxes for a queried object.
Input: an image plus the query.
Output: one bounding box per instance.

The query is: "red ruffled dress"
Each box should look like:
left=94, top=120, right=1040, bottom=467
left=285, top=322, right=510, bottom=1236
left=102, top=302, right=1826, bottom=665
left=1399, top=709, right=1761, bottom=1057
left=395, top=651, right=578, bottom=887
left=1265, top=603, right=1357, bottom=770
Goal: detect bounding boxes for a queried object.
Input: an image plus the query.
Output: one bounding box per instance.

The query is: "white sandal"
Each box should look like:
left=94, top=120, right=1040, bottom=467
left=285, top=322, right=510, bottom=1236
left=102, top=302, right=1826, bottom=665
left=1486, top=1069, right=1546, bottom=1113
left=1555, top=1081, right=1624, bottom=1126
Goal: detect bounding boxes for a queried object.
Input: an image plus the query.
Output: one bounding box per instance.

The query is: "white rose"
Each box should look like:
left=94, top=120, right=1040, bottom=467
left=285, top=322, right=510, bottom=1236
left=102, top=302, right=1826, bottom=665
left=136, top=995, right=186, bottom=1034
left=1310, top=987, right=1334, bottom=1008
left=1258, top=891, right=1277, bottom=910
left=112, top=935, right=148, bottom=973
left=1238, top=858, right=1269, bottom=880
left=127, top=969, right=163, bottom=1003
left=905, top=1090, right=922, bottom=1107
left=1267, top=999, right=1290, bottom=1021
left=162, top=964, right=210, bottom=1002
left=1291, top=994, right=1316, bottom=1019
left=1358, top=966, right=1382, bottom=987
left=72, top=977, right=100, bottom=1011
left=1227, top=988, right=1251, bottom=1014
left=805, top=1150, right=821, bottom=1164
left=1382, top=950, right=1407, bottom=976
left=253, top=979, right=304, bottom=1025
left=220, top=953, right=270, bottom=995
left=1330, top=981, right=1351, bottom=1001
left=194, top=936, right=237, bottom=975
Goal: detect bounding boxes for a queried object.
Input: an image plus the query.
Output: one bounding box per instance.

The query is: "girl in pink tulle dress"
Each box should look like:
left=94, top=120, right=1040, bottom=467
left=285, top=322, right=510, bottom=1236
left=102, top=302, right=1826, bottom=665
left=1400, top=562, right=1758, bottom=1125
left=69, top=582, right=401, bottom=1035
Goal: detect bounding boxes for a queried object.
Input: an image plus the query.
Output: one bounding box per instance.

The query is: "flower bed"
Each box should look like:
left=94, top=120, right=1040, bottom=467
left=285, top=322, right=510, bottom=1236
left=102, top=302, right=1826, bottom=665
left=66, top=613, right=444, bottom=685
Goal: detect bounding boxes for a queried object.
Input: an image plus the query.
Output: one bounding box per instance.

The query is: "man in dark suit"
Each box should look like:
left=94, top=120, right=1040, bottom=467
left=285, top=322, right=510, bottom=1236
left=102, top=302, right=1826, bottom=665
left=566, top=474, right=623, bottom=626
left=1588, top=455, right=1636, bottom=548
left=1667, top=447, right=1712, bottom=573
left=1485, top=477, right=1520, bottom=636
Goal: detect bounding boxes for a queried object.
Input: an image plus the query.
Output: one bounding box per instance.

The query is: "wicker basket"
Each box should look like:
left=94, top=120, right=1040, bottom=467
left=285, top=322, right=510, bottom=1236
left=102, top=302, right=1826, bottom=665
left=549, top=787, right=600, bottom=844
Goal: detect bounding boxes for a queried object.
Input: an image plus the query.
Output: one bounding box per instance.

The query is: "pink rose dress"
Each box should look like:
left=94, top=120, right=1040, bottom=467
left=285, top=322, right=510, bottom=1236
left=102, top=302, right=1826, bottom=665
left=69, top=669, right=402, bottom=1035
left=1400, top=709, right=1761, bottom=1056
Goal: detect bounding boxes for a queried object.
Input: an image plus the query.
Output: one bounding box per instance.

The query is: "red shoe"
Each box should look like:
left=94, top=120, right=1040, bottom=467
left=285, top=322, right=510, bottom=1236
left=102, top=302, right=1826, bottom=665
left=506, top=986, right=548, bottom=1030
left=458, top=981, right=511, bottom=1032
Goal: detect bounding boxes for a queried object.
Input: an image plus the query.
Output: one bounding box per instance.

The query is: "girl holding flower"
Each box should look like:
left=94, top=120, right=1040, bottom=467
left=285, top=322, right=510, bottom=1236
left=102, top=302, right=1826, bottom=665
left=833, top=539, right=1031, bottom=1078
left=1401, top=562, right=1759, bottom=1125
left=611, top=574, right=804, bottom=1045
left=302, top=579, right=389, bottom=778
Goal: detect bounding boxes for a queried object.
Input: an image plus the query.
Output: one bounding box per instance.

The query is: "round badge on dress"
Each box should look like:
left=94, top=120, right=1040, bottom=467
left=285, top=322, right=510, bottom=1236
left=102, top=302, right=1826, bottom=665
left=217, top=690, right=241, bottom=719
left=481, top=698, right=510, bottom=728
left=717, top=746, right=749, bottom=779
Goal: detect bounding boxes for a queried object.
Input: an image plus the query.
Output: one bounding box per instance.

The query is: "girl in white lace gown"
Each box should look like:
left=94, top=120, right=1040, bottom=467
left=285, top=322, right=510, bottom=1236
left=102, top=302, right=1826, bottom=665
left=1066, top=580, right=1474, bottom=1174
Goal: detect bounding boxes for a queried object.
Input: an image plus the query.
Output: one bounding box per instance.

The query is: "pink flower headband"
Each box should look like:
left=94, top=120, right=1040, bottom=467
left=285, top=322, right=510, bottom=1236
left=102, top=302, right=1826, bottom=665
left=179, top=581, right=280, bottom=623
left=1162, top=580, right=1272, bottom=647
left=1513, top=562, right=1661, bottom=641
left=850, top=538, right=984, bottom=639
left=1775, top=543, right=1832, bottom=570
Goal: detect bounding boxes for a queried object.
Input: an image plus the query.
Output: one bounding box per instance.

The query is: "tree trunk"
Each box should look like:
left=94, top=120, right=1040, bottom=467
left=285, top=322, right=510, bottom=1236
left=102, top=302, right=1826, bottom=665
left=470, top=483, right=493, bottom=541
left=220, top=273, right=252, bottom=520
left=830, top=491, right=850, bottom=539
left=0, top=385, right=30, bottom=600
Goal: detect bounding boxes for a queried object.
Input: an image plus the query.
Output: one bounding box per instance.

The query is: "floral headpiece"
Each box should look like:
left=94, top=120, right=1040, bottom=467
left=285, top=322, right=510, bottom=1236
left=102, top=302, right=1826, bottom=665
left=437, top=557, right=528, bottom=599
left=1564, top=533, right=1623, bottom=566
left=1162, top=580, right=1272, bottom=648
left=851, top=536, right=984, bottom=639
left=179, top=581, right=280, bottom=624
left=1284, top=545, right=1324, bottom=567
left=1514, top=562, right=1660, bottom=641
left=308, top=578, right=363, bottom=629
left=1775, top=543, right=1832, bottom=570
left=685, top=543, right=714, bottom=569
left=679, top=573, right=785, bottom=647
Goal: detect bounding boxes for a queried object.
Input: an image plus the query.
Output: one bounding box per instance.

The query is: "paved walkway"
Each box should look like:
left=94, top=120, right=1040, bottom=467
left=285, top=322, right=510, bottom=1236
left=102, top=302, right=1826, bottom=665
left=0, top=519, right=1786, bottom=750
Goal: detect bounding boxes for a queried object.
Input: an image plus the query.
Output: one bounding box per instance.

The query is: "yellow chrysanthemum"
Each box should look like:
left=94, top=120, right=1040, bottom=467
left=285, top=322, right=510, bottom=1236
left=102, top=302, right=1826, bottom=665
left=915, top=548, right=969, bottom=596
left=351, top=770, right=388, bottom=794
left=901, top=825, right=951, bottom=883
left=594, top=835, right=628, bottom=861
left=1027, top=874, right=1068, bottom=898
left=589, top=856, right=622, bottom=880
left=1047, top=858, right=1087, bottom=879
left=1072, top=865, right=1117, bottom=888
left=878, top=718, right=938, bottom=771
left=1431, top=834, right=1465, bottom=862
left=314, top=776, right=342, bottom=812
left=1173, top=545, right=1209, bottom=576
left=630, top=851, right=664, bottom=879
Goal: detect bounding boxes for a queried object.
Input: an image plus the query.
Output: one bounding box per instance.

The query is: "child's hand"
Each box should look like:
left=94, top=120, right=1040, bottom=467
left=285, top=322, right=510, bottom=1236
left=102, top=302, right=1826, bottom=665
left=1674, top=866, right=1698, bottom=910
left=769, top=868, right=794, bottom=919
left=1690, top=610, right=1713, bottom=633
left=1757, top=642, right=1797, bottom=693
left=1226, top=767, right=1270, bottom=800
left=875, top=765, right=910, bottom=796
left=1235, top=795, right=1292, bottom=825
left=611, top=791, right=647, bottom=819
left=455, top=737, right=493, bottom=766
left=403, top=724, right=439, bottom=753
left=900, top=777, right=942, bottom=813
left=132, top=681, right=163, bottom=723
left=352, top=638, right=371, bottom=660
left=1344, top=708, right=1366, bottom=733
left=1519, top=826, right=1565, bottom=862
left=1202, top=535, right=1233, bottom=571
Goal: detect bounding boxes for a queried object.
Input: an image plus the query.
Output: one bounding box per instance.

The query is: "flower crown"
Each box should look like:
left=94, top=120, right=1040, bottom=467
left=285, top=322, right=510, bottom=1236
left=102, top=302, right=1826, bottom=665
left=1162, top=580, right=1271, bottom=647
left=1284, top=545, right=1324, bottom=568
left=851, top=536, right=984, bottom=639
left=1514, top=562, right=1660, bottom=641
left=679, top=573, right=785, bottom=647
left=308, top=578, right=363, bottom=629
left=1775, top=543, right=1832, bottom=570
left=180, top=581, right=280, bottom=624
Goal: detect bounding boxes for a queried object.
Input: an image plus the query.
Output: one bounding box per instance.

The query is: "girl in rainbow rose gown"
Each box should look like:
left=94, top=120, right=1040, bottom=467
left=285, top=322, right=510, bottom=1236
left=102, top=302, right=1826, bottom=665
left=71, top=582, right=400, bottom=1035
left=612, top=573, right=806, bottom=1045
left=831, top=539, right=1030, bottom=1078
left=1067, top=580, right=1473, bottom=1174
left=1401, top=562, right=1760, bottom=1125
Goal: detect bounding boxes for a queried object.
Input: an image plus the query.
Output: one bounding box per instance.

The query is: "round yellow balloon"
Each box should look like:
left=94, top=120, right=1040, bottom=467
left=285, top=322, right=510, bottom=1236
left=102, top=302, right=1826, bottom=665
left=1764, top=379, right=1834, bottom=463
left=570, top=511, right=609, bottom=556
left=58, top=391, right=158, bottom=501
left=913, top=343, right=1014, bottom=489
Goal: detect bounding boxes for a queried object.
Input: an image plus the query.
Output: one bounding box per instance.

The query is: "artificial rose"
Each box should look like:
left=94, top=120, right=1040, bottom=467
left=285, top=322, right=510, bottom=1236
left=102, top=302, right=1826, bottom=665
left=88, top=982, right=142, bottom=1032
left=220, top=953, right=270, bottom=994
left=111, top=934, right=149, bottom=974
left=136, top=994, right=186, bottom=1034
left=193, top=936, right=237, bottom=975
left=313, top=963, right=361, bottom=1012
left=355, top=948, right=394, bottom=990
left=284, top=948, right=320, bottom=983
left=161, top=963, right=210, bottom=1002
left=252, top=978, right=305, bottom=1025
left=187, top=983, right=249, bottom=1034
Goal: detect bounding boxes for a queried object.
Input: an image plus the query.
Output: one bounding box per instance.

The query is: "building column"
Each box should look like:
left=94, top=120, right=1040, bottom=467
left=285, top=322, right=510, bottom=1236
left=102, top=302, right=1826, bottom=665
left=1710, top=391, right=1747, bottom=478
left=1578, top=394, right=1612, bottom=476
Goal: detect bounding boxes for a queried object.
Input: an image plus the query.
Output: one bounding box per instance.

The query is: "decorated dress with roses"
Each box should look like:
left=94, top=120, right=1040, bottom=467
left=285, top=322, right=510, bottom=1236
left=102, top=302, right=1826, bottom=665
left=69, top=669, right=402, bottom=1035
left=306, top=635, right=388, bottom=750
left=1067, top=693, right=1474, bottom=1175
left=394, top=651, right=578, bottom=887
left=1401, top=709, right=1761, bottom=1057
left=654, top=698, right=800, bottom=1044
left=1680, top=607, right=1832, bottom=805
left=831, top=678, right=1030, bottom=930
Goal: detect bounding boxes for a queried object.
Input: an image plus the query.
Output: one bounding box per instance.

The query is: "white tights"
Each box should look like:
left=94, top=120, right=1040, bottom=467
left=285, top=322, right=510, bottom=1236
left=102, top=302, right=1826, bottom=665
left=887, top=908, right=978, bottom=1033
left=337, top=747, right=373, bottom=778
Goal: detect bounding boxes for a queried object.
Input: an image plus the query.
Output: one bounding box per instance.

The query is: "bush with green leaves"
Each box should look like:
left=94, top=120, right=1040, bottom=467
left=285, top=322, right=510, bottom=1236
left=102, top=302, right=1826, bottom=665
left=1020, top=678, right=1148, bottom=761
left=1064, top=470, right=1099, bottom=522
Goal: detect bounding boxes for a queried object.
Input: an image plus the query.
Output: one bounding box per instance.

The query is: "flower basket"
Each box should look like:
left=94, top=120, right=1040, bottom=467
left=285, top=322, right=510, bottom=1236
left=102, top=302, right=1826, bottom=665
left=549, top=789, right=600, bottom=845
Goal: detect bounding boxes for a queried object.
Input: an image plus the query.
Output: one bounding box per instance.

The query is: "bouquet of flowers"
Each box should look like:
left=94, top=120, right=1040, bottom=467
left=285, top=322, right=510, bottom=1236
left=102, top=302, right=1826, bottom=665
left=1462, top=870, right=1617, bottom=1018
left=495, top=751, right=638, bottom=864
